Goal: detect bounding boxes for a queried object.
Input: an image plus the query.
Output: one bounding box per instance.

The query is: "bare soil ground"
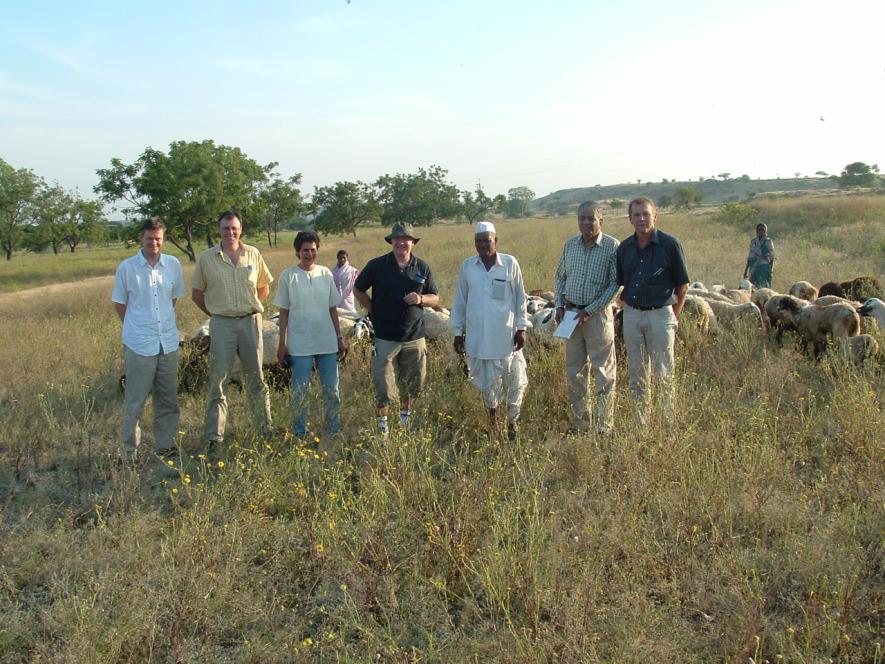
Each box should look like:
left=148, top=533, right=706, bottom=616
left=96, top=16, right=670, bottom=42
left=0, top=275, right=113, bottom=305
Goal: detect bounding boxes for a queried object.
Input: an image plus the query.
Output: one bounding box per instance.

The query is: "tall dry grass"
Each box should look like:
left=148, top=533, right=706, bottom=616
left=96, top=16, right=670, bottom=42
left=1, top=199, right=883, bottom=662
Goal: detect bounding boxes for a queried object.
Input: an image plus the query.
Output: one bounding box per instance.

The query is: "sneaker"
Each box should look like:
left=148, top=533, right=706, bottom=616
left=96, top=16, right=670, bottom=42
left=376, top=416, right=389, bottom=437
left=507, top=420, right=519, bottom=442
left=399, top=410, right=411, bottom=430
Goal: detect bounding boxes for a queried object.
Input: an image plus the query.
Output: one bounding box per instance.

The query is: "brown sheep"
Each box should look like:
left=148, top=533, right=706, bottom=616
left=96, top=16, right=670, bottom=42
left=680, top=294, right=720, bottom=338
left=725, top=289, right=752, bottom=304
left=777, top=299, right=860, bottom=358
left=788, top=280, right=818, bottom=301
left=838, top=334, right=880, bottom=366
left=763, top=294, right=805, bottom=343
left=818, top=276, right=882, bottom=301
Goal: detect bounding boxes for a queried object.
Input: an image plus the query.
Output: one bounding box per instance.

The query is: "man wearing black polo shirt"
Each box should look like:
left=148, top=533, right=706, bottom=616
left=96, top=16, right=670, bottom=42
left=354, top=222, right=439, bottom=435
left=616, top=197, right=689, bottom=424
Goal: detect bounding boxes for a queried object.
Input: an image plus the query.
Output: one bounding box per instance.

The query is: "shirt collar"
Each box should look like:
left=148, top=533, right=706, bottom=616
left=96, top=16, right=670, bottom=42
left=471, top=253, right=503, bottom=268
left=136, top=250, right=166, bottom=268
left=633, top=229, right=660, bottom=245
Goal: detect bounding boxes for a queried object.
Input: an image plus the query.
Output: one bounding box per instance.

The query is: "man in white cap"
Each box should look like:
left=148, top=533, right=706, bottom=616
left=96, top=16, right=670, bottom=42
left=451, top=221, right=529, bottom=440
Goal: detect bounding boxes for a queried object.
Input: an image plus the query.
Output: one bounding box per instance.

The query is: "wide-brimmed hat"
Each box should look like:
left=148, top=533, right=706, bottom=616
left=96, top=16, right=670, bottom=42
left=385, top=222, right=420, bottom=244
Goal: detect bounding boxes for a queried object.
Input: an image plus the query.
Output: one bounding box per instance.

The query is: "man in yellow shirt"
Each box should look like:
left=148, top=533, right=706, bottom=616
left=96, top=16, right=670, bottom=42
left=192, top=210, right=273, bottom=445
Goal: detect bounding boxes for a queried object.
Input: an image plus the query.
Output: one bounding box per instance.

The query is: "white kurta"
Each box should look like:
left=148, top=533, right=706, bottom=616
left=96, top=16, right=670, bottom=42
left=451, top=253, right=529, bottom=419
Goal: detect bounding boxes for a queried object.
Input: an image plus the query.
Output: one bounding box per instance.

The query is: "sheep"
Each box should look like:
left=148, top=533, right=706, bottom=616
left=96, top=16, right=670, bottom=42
left=777, top=299, right=860, bottom=357
left=529, top=289, right=555, bottom=302
left=788, top=280, right=818, bottom=301
left=527, top=307, right=558, bottom=347
left=690, top=281, right=707, bottom=291
left=704, top=300, right=763, bottom=329
left=838, top=334, right=880, bottom=366
left=818, top=276, right=882, bottom=301
left=689, top=288, right=733, bottom=304
left=739, top=278, right=754, bottom=291
left=812, top=295, right=861, bottom=309
left=725, top=289, right=752, bottom=304
left=680, top=294, right=720, bottom=337
left=763, top=294, right=805, bottom=342
left=422, top=306, right=452, bottom=342
left=526, top=295, right=553, bottom=315
left=751, top=287, right=777, bottom=312
left=858, top=298, right=885, bottom=328
left=710, top=284, right=728, bottom=295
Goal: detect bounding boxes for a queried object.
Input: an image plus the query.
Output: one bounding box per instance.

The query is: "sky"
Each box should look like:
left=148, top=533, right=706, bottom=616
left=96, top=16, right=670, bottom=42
left=1, top=0, right=883, bottom=202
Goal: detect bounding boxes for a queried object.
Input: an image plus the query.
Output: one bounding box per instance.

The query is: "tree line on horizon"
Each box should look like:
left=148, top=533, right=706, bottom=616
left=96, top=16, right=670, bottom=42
left=1, top=140, right=880, bottom=262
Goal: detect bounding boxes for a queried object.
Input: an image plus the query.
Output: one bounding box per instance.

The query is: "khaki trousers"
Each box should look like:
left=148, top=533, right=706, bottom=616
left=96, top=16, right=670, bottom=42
left=122, top=345, right=180, bottom=456
left=371, top=337, right=427, bottom=408
left=565, top=306, right=616, bottom=432
left=622, top=305, right=677, bottom=423
left=204, top=314, right=271, bottom=443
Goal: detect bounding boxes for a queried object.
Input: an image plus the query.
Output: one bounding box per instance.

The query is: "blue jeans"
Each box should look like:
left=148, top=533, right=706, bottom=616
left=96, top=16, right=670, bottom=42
left=288, top=353, right=340, bottom=435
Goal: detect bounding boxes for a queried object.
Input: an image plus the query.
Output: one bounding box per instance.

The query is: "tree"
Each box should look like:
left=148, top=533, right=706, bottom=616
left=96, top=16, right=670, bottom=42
left=254, top=173, right=303, bottom=247
left=717, top=173, right=731, bottom=181
left=674, top=187, right=702, bottom=209
left=95, top=140, right=270, bottom=261
left=460, top=185, right=493, bottom=223
left=311, top=181, right=381, bottom=236
left=501, top=186, right=535, bottom=218
left=814, top=170, right=828, bottom=177
left=375, top=165, right=461, bottom=227
left=831, top=161, right=879, bottom=188
left=0, top=158, right=39, bottom=260
left=609, top=199, right=624, bottom=210
left=657, top=194, right=673, bottom=209
left=30, top=183, right=71, bottom=254
left=64, top=199, right=106, bottom=252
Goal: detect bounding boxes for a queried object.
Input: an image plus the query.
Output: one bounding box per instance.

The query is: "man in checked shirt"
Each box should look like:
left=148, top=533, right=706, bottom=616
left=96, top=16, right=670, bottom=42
left=553, top=201, right=620, bottom=434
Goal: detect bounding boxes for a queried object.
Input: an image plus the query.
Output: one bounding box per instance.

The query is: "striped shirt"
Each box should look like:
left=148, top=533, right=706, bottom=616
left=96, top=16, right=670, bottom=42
left=553, top=233, right=620, bottom=315
left=191, top=243, right=273, bottom=317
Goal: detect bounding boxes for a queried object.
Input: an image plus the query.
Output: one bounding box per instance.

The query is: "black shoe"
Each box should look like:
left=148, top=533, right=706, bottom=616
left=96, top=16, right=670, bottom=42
left=155, top=446, right=179, bottom=459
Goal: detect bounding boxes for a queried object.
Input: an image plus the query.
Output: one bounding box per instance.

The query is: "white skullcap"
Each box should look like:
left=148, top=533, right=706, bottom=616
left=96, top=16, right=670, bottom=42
left=475, top=221, right=497, bottom=235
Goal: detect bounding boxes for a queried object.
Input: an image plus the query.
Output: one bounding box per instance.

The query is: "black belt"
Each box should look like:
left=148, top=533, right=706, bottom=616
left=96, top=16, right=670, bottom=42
left=631, top=304, right=665, bottom=311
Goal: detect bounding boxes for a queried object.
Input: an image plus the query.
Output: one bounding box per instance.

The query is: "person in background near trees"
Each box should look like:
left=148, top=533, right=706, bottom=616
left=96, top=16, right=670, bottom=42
left=451, top=221, right=528, bottom=441
left=353, top=222, right=439, bottom=435
left=332, top=249, right=359, bottom=312
left=192, top=210, right=273, bottom=447
left=275, top=232, right=346, bottom=445
left=616, top=196, right=689, bottom=425
left=743, top=222, right=775, bottom=288
left=553, top=201, right=620, bottom=435
left=111, top=217, right=185, bottom=461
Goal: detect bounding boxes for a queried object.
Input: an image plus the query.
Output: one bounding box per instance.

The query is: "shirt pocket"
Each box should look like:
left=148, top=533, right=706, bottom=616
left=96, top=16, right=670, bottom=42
left=491, top=278, right=508, bottom=301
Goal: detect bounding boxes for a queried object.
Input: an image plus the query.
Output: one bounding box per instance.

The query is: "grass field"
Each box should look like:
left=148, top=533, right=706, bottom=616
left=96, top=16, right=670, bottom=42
left=1, top=197, right=883, bottom=662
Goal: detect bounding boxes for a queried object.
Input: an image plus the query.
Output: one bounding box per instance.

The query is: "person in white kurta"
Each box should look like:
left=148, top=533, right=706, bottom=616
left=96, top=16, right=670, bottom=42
left=451, top=222, right=529, bottom=440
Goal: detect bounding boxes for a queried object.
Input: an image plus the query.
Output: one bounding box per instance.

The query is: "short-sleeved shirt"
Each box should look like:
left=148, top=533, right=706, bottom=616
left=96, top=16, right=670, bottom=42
left=112, top=251, right=185, bottom=356
left=354, top=252, right=438, bottom=342
left=747, top=236, right=775, bottom=265
left=274, top=265, right=342, bottom=356
left=191, top=243, right=273, bottom=317
left=617, top=230, right=689, bottom=309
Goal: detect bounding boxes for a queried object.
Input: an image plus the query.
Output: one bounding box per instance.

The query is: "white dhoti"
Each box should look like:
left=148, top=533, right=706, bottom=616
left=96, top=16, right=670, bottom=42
left=466, top=351, right=528, bottom=422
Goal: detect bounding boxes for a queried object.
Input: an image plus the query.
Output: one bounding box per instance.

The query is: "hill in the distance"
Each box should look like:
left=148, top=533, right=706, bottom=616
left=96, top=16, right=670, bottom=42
left=534, top=176, right=840, bottom=213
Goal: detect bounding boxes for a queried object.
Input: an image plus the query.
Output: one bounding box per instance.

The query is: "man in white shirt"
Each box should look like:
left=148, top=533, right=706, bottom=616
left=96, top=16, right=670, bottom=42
left=111, top=217, right=186, bottom=460
left=451, top=222, right=529, bottom=440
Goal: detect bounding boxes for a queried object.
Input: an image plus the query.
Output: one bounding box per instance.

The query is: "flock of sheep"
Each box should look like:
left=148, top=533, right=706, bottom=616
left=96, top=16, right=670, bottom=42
left=172, top=276, right=882, bottom=394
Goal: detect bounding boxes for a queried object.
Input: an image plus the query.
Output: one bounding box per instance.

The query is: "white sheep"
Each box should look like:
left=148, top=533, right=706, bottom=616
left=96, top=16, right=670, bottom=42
left=422, top=307, right=452, bottom=342
left=858, top=298, right=885, bottom=328
left=751, top=287, right=777, bottom=312
left=704, top=300, right=763, bottom=328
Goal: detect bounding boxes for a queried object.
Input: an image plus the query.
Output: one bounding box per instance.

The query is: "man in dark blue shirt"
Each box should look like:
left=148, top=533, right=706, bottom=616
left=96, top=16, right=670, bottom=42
left=354, top=222, right=439, bottom=435
left=616, top=197, right=689, bottom=424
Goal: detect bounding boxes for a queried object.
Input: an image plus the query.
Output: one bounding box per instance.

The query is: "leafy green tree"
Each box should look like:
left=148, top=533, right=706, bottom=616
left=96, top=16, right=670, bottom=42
left=460, top=185, right=493, bottom=223
left=674, top=186, right=702, bottom=209
left=718, top=173, right=731, bottom=181
left=715, top=202, right=758, bottom=227
left=609, top=199, right=624, bottom=210
left=501, top=186, right=535, bottom=218
left=95, top=140, right=270, bottom=261
left=311, top=181, right=381, bottom=236
left=254, top=173, right=303, bottom=247
left=375, top=165, right=461, bottom=227
left=0, top=158, right=39, bottom=260
left=64, top=199, right=106, bottom=252
left=657, top=194, right=673, bottom=209
left=832, top=161, right=879, bottom=188
left=30, top=184, right=71, bottom=254
left=814, top=170, right=828, bottom=177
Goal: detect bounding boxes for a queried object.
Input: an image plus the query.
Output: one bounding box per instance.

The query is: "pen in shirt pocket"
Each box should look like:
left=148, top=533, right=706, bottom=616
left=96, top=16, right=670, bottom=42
left=652, top=267, right=664, bottom=276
